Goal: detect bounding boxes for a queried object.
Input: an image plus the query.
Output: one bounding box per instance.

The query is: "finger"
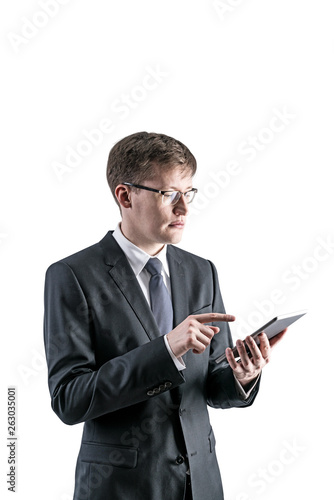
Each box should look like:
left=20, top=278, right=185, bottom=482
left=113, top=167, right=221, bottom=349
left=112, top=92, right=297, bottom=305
left=225, top=347, right=240, bottom=371
left=199, top=324, right=220, bottom=338
left=189, top=327, right=218, bottom=354
left=258, top=332, right=271, bottom=361
left=191, top=333, right=214, bottom=354
left=192, top=327, right=220, bottom=351
left=235, top=340, right=253, bottom=371
left=245, top=336, right=263, bottom=367
left=192, top=313, right=236, bottom=324
left=197, top=331, right=215, bottom=347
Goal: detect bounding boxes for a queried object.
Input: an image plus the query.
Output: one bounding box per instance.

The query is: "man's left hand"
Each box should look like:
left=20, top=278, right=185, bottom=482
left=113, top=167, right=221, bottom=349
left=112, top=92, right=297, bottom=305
left=225, top=328, right=288, bottom=388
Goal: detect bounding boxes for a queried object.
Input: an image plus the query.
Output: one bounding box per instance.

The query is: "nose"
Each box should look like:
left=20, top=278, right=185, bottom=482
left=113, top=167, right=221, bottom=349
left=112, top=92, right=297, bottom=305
left=173, top=194, right=189, bottom=216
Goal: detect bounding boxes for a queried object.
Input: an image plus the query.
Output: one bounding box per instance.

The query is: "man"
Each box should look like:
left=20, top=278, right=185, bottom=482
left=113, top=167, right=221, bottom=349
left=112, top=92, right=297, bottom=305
left=44, top=132, right=286, bottom=500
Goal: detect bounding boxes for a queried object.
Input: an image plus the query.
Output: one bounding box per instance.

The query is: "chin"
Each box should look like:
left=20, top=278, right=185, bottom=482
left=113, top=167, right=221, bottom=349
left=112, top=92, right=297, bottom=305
left=161, top=226, right=184, bottom=245
left=168, top=232, right=183, bottom=245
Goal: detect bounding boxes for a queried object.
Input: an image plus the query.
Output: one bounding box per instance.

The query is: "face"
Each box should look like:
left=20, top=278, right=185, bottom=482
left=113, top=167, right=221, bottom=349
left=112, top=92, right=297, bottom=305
left=119, top=167, right=193, bottom=255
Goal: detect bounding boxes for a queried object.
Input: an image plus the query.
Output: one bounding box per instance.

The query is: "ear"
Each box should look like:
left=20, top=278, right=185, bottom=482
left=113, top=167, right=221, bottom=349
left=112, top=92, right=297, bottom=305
left=115, top=184, right=132, bottom=209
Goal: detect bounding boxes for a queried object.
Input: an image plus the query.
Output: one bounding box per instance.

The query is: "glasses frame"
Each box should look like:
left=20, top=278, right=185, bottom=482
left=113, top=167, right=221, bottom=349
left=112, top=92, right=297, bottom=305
left=122, top=182, right=198, bottom=205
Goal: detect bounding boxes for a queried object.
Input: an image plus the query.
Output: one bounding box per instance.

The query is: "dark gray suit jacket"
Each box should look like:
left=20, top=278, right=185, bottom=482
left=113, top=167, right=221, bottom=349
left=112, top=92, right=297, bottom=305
left=44, top=231, right=259, bottom=500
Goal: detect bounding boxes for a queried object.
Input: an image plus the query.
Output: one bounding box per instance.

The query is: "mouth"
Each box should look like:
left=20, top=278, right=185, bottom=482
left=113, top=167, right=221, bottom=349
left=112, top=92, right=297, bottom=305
left=169, top=220, right=185, bottom=229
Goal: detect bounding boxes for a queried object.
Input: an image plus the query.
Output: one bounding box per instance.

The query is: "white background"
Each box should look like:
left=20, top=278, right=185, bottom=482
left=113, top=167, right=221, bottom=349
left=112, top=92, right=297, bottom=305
left=1, top=1, right=333, bottom=499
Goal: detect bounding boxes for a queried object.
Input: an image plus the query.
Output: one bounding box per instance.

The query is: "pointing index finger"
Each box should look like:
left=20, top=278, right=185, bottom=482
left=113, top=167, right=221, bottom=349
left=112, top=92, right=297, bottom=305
left=192, top=313, right=236, bottom=324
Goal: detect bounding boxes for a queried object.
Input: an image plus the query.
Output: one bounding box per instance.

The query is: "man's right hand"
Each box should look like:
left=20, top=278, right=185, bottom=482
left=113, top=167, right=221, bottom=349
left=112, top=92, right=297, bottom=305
left=166, top=313, right=235, bottom=358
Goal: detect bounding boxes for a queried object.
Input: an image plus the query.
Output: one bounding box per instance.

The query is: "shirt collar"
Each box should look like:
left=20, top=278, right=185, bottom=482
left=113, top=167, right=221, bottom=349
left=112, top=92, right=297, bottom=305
left=112, top=223, right=170, bottom=277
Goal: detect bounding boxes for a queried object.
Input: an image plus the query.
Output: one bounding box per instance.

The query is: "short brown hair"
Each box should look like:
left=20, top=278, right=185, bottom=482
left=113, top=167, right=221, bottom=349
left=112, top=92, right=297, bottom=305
left=106, top=132, right=197, bottom=206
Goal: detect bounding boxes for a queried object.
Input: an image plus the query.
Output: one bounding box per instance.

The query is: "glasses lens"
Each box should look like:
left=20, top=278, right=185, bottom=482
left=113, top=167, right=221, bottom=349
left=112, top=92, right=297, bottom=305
left=184, top=190, right=196, bottom=204
left=162, top=190, right=197, bottom=205
left=162, top=192, right=181, bottom=205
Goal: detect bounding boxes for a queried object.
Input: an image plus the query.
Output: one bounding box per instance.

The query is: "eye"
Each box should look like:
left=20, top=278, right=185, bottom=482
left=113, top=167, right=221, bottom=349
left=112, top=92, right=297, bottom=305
left=165, top=191, right=179, bottom=200
left=183, top=190, right=196, bottom=203
left=162, top=191, right=180, bottom=205
left=169, top=192, right=180, bottom=202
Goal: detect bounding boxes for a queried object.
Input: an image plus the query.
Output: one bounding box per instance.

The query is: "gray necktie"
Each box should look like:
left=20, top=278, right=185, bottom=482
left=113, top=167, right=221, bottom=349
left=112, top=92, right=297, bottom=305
left=145, top=258, right=173, bottom=335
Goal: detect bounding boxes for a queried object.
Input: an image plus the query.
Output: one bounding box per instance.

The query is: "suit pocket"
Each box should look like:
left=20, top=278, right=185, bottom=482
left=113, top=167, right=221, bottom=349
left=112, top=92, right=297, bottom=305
left=208, top=427, right=216, bottom=453
left=190, top=304, right=212, bottom=315
left=80, top=441, right=138, bottom=469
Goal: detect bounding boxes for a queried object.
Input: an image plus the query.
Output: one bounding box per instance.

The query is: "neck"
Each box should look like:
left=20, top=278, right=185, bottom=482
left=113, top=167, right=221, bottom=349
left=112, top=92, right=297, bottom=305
left=119, top=222, right=165, bottom=256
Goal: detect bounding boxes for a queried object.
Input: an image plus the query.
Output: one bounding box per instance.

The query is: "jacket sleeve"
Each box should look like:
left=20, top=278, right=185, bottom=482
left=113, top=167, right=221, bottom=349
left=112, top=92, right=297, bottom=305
left=43, top=261, right=185, bottom=425
left=206, top=261, right=260, bottom=409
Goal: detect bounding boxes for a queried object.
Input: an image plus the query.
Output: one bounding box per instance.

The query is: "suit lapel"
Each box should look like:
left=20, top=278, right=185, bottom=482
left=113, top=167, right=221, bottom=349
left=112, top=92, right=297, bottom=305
left=99, top=232, right=161, bottom=341
left=167, top=245, right=190, bottom=402
left=99, top=234, right=191, bottom=344
left=167, top=245, right=188, bottom=328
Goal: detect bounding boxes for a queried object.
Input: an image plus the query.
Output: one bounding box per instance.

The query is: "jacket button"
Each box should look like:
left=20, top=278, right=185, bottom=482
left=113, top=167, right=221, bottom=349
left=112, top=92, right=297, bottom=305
left=176, top=455, right=184, bottom=465
left=147, top=390, right=154, bottom=396
left=164, top=381, right=172, bottom=389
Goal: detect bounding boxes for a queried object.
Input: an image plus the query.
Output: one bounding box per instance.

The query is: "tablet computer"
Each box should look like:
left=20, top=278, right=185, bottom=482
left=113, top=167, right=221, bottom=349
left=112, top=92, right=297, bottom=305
left=214, top=310, right=307, bottom=364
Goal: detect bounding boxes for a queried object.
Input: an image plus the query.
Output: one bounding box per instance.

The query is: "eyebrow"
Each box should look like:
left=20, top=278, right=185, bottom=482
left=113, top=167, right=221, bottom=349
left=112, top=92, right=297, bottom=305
left=164, top=186, right=193, bottom=191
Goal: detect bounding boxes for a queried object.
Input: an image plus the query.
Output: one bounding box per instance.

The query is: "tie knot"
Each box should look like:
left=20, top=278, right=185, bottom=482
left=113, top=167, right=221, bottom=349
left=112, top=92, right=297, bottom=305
left=145, top=258, right=162, bottom=276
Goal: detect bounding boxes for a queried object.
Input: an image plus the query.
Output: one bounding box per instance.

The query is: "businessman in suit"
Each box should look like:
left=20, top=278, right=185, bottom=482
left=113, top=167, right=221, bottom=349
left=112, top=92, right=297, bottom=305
left=44, top=132, right=286, bottom=500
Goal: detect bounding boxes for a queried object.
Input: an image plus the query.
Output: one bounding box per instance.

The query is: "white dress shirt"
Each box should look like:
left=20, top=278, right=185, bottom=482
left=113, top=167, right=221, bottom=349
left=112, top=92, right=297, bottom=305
left=112, top=223, right=185, bottom=370
left=112, top=223, right=257, bottom=399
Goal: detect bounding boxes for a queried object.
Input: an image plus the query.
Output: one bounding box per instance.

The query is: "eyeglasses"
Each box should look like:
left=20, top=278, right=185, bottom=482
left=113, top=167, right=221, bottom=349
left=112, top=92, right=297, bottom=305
left=122, top=182, right=198, bottom=206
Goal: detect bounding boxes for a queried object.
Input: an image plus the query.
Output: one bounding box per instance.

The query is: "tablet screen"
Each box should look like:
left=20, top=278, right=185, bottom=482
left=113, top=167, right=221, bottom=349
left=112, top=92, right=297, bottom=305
left=215, top=310, right=307, bottom=364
